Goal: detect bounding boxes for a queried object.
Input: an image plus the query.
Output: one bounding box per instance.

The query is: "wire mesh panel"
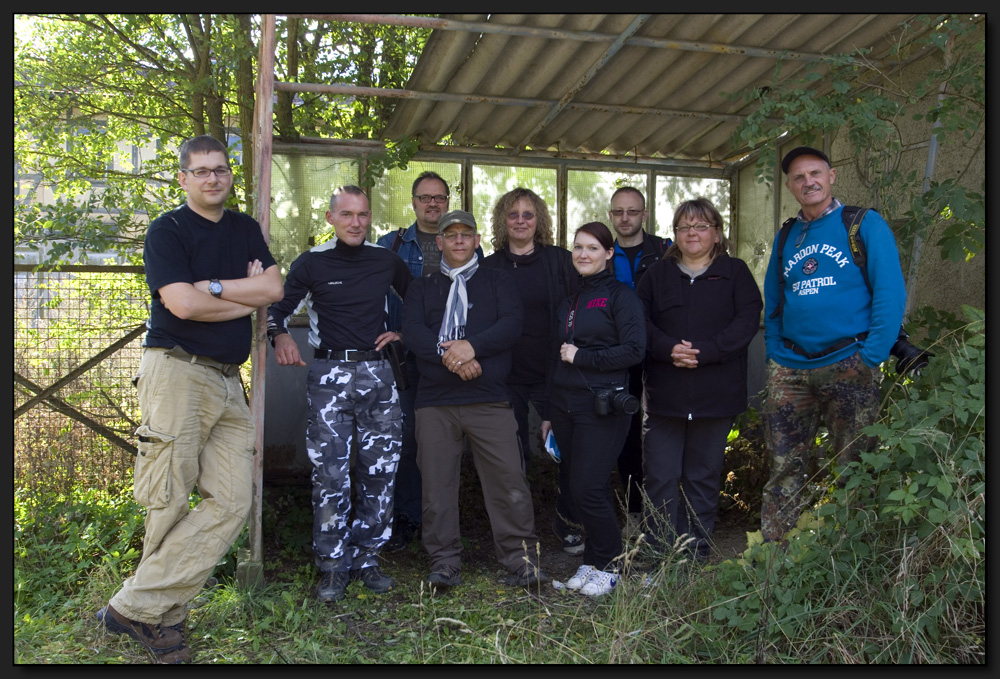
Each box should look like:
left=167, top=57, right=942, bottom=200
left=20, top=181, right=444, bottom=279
left=735, top=162, right=775, bottom=291
left=371, top=161, right=462, bottom=242
left=471, top=164, right=558, bottom=256
left=14, top=268, right=149, bottom=495
left=653, top=175, right=731, bottom=242
left=567, top=169, right=648, bottom=235
left=268, top=154, right=359, bottom=271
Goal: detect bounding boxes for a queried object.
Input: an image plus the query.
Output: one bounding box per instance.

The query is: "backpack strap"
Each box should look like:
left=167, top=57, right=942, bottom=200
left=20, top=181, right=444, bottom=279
left=768, top=217, right=797, bottom=320
left=390, top=227, right=406, bottom=254
left=842, top=206, right=871, bottom=293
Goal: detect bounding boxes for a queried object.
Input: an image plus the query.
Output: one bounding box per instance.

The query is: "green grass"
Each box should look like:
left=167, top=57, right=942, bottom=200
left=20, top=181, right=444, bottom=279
left=14, top=491, right=984, bottom=664
left=14, top=307, right=985, bottom=664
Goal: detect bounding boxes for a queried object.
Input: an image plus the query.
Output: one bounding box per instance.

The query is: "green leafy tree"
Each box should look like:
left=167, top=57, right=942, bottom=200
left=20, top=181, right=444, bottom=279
left=15, top=14, right=429, bottom=266
left=727, top=14, right=984, bottom=267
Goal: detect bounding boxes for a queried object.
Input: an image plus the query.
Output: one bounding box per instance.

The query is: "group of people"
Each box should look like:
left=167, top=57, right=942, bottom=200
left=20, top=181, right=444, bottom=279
left=99, top=136, right=906, bottom=663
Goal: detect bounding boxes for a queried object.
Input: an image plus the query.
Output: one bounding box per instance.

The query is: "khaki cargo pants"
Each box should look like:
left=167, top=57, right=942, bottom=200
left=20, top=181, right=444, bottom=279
left=111, top=347, right=255, bottom=626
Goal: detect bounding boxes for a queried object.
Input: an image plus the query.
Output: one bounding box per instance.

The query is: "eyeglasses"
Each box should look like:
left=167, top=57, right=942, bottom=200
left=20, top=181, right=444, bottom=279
left=181, top=167, right=231, bottom=179
left=675, top=223, right=713, bottom=234
left=441, top=231, right=477, bottom=241
left=794, top=223, right=813, bottom=248
left=610, top=209, right=644, bottom=218
left=508, top=211, right=536, bottom=221
left=414, top=194, right=448, bottom=204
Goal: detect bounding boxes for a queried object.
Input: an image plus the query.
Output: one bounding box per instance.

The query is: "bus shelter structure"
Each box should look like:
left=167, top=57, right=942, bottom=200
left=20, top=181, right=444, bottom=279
left=239, top=13, right=931, bottom=583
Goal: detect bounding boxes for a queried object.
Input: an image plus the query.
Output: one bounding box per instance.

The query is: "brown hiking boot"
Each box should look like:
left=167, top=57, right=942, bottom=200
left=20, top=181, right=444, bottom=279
left=157, top=620, right=191, bottom=664
left=97, top=604, right=184, bottom=655
left=156, top=641, right=191, bottom=664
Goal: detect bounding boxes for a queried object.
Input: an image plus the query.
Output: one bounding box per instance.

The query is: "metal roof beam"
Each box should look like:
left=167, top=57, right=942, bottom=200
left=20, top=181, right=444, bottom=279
left=288, top=13, right=844, bottom=63
left=273, top=81, right=757, bottom=125
left=273, top=137, right=729, bottom=176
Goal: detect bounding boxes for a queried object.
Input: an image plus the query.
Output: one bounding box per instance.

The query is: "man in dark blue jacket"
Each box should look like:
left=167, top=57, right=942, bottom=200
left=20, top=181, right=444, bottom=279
left=608, top=187, right=669, bottom=534
left=402, top=209, right=547, bottom=591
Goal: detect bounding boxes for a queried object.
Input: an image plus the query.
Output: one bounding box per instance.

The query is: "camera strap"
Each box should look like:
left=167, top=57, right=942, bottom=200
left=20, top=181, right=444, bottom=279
left=563, top=291, right=582, bottom=344
left=563, top=291, right=595, bottom=392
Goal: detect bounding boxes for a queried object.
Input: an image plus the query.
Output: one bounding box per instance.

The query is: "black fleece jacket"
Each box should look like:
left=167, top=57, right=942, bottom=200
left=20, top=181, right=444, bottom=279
left=481, top=244, right=581, bottom=416
left=636, top=254, right=763, bottom=419
left=549, top=270, right=646, bottom=413
left=402, top=266, right=523, bottom=409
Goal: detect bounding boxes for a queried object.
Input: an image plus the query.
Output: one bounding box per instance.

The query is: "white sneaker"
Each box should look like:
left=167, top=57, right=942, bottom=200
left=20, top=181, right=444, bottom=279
left=580, top=568, right=617, bottom=596
left=565, top=565, right=595, bottom=590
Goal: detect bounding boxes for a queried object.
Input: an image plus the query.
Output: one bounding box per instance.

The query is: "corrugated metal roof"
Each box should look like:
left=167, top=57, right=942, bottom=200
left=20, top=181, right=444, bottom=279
left=383, top=13, right=926, bottom=170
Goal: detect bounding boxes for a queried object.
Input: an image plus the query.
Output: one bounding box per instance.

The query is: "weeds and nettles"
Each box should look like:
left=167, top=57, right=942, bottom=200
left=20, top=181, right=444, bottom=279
left=14, top=307, right=984, bottom=664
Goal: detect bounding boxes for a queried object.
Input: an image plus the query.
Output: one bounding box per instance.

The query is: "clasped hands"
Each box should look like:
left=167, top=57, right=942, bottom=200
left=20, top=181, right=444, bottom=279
left=441, top=339, right=481, bottom=381
left=671, top=340, right=699, bottom=369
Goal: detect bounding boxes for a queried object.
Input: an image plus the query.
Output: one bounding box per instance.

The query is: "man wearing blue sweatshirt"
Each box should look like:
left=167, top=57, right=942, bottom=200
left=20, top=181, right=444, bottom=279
left=761, top=146, right=905, bottom=543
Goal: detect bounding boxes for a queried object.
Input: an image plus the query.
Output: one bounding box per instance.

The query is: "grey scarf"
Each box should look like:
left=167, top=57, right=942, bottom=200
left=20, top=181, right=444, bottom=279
left=437, top=256, right=479, bottom=355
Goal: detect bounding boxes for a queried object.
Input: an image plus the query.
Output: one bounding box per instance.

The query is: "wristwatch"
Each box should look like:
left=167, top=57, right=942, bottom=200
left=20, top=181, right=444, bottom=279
left=208, top=279, right=223, bottom=298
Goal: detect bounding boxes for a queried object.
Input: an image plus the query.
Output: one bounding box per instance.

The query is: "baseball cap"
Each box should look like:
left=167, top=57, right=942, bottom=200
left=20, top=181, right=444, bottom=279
left=438, top=209, right=478, bottom=233
left=781, top=146, right=831, bottom=174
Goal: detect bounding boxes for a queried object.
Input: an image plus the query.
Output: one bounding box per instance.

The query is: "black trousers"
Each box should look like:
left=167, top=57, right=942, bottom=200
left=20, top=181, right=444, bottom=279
left=642, top=413, right=733, bottom=560
left=550, top=405, right=630, bottom=572
left=616, top=363, right=645, bottom=514
left=508, top=380, right=546, bottom=470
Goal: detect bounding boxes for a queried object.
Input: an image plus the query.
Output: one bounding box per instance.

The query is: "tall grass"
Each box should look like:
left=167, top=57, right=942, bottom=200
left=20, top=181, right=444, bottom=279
left=14, top=306, right=984, bottom=664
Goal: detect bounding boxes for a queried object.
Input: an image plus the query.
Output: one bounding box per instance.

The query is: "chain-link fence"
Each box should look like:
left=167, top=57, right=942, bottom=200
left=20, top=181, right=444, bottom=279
left=14, top=265, right=149, bottom=496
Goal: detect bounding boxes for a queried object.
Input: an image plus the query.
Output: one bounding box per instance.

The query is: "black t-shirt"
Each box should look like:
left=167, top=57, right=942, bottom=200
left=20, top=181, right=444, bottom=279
left=504, top=250, right=549, bottom=385
left=620, top=243, right=643, bottom=277
left=417, top=229, right=442, bottom=275
left=143, top=204, right=277, bottom=364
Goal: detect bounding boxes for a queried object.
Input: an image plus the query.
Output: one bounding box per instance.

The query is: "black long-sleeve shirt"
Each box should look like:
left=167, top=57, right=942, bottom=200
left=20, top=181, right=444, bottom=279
left=267, top=239, right=412, bottom=350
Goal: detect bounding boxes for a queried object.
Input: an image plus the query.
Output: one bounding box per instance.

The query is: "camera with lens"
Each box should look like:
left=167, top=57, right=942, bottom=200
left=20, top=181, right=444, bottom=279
left=890, top=327, right=933, bottom=376
left=593, top=386, right=640, bottom=416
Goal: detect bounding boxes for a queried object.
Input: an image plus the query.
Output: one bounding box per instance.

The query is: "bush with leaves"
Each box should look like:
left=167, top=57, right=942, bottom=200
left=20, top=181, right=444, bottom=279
left=708, top=305, right=984, bottom=663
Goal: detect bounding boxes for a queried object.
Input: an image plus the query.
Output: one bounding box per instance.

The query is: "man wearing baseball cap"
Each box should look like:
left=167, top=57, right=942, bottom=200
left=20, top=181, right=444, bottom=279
left=760, top=146, right=906, bottom=544
left=378, top=173, right=484, bottom=555
left=402, top=209, right=549, bottom=591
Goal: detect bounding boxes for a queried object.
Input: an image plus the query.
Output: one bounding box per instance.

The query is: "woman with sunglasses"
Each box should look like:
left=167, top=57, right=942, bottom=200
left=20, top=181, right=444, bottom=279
left=635, top=198, right=762, bottom=563
left=541, top=221, right=645, bottom=596
left=481, top=188, right=582, bottom=555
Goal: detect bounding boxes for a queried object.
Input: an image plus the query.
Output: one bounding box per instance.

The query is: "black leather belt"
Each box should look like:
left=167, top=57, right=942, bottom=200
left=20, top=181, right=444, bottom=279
left=314, top=348, right=383, bottom=362
left=164, top=346, right=241, bottom=377
left=783, top=331, right=868, bottom=360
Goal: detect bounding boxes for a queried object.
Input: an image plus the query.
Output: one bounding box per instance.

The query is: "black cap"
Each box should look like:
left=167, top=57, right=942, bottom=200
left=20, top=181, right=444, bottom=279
left=781, top=146, right=831, bottom=174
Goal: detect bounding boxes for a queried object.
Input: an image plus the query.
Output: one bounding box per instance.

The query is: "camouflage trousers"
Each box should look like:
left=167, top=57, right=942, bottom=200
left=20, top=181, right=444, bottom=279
left=306, top=358, right=401, bottom=572
left=760, top=352, right=880, bottom=542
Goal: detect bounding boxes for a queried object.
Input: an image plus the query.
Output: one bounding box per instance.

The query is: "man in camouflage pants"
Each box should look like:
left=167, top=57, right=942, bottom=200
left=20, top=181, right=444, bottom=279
left=760, top=147, right=905, bottom=543
left=267, top=186, right=412, bottom=603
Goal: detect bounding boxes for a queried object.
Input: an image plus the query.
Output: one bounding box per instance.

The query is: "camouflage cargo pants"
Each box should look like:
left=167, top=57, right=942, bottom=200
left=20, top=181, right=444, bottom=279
left=760, top=352, right=880, bottom=542
left=306, top=358, right=401, bottom=572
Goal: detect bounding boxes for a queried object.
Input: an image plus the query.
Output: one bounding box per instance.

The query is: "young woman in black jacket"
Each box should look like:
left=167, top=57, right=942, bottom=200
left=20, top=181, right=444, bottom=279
left=635, top=198, right=762, bottom=562
left=542, top=222, right=645, bottom=596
